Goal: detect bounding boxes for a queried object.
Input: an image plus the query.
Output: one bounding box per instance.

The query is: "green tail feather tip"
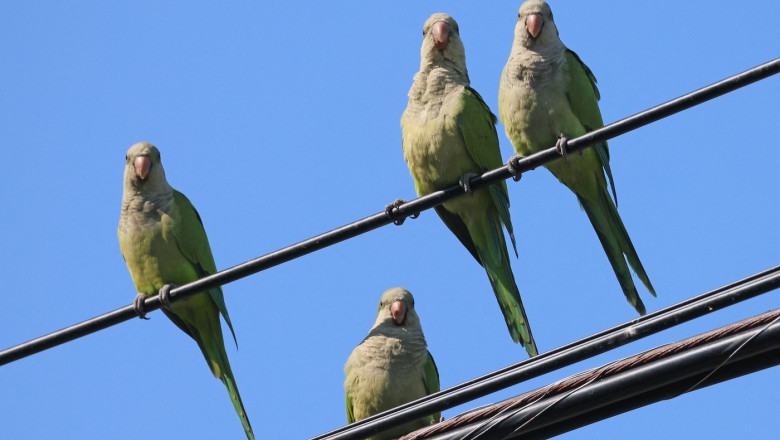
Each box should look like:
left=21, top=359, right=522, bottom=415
left=629, top=294, right=647, bottom=316
left=502, top=294, right=538, bottom=356
left=513, top=329, right=539, bottom=356
left=222, top=374, right=255, bottom=440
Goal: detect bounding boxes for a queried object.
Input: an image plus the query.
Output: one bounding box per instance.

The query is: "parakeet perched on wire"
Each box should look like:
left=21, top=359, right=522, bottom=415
left=118, top=142, right=254, bottom=439
left=345, top=287, right=440, bottom=440
left=401, top=13, right=538, bottom=355
left=499, top=0, right=655, bottom=314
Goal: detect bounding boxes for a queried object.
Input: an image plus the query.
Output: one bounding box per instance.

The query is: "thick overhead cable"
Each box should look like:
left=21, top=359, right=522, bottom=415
left=0, top=58, right=777, bottom=371
left=401, top=309, right=780, bottom=440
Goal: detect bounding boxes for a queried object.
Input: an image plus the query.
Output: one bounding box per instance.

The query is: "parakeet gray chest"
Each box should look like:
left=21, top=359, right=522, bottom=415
left=402, top=85, right=474, bottom=192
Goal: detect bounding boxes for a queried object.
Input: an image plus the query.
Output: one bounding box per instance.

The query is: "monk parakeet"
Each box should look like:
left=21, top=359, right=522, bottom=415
left=401, top=13, right=538, bottom=355
left=344, top=288, right=440, bottom=440
left=118, top=142, right=254, bottom=440
left=498, top=0, right=655, bottom=314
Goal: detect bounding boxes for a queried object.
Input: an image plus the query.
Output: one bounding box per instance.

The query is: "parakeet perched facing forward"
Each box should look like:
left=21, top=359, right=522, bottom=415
left=499, top=0, right=655, bottom=314
left=401, top=13, right=538, bottom=356
left=118, top=142, right=254, bottom=440
left=344, top=288, right=440, bottom=440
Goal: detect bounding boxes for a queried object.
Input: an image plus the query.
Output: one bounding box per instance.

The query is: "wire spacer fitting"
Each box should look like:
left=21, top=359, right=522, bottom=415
left=385, top=199, right=419, bottom=226
left=556, top=136, right=570, bottom=159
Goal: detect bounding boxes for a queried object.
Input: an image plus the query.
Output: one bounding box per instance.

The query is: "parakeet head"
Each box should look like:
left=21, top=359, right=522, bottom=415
left=374, top=287, right=421, bottom=329
left=419, top=13, right=467, bottom=73
left=514, top=0, right=559, bottom=48
left=123, top=142, right=169, bottom=193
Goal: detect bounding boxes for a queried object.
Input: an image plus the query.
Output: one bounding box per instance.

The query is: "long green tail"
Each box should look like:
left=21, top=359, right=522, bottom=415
left=578, top=185, right=656, bottom=315
left=192, top=323, right=255, bottom=440
left=476, top=212, right=538, bottom=356
left=220, top=369, right=254, bottom=440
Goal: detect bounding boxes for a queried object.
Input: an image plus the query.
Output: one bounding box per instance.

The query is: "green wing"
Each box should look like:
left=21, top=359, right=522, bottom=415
left=423, top=350, right=441, bottom=422
left=171, top=190, right=238, bottom=346
left=564, top=49, right=617, bottom=205
left=456, top=87, right=517, bottom=254
left=345, top=389, right=355, bottom=424
left=457, top=87, right=502, bottom=172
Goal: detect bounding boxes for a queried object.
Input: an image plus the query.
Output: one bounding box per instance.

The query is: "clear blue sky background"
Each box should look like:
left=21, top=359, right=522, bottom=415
left=1, top=1, right=778, bottom=439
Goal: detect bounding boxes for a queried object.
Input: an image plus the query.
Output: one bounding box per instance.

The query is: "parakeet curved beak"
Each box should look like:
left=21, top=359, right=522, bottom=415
left=134, top=156, right=151, bottom=180
left=431, top=21, right=450, bottom=50
left=526, top=14, right=543, bottom=39
left=390, top=300, right=407, bottom=325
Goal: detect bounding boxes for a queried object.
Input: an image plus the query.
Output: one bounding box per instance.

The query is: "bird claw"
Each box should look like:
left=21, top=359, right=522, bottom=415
left=555, top=136, right=570, bottom=159
left=458, top=172, right=478, bottom=195
left=506, top=156, right=525, bottom=182
left=133, top=292, right=151, bottom=320
left=158, top=283, right=179, bottom=309
left=385, top=199, right=419, bottom=226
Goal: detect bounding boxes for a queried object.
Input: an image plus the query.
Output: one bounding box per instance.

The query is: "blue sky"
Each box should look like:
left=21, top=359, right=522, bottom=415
left=0, top=1, right=778, bottom=439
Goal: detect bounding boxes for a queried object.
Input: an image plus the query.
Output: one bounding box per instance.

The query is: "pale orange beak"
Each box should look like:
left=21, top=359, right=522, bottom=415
left=526, top=14, right=543, bottom=38
left=390, top=300, right=407, bottom=325
left=134, top=156, right=151, bottom=180
left=431, top=21, right=450, bottom=50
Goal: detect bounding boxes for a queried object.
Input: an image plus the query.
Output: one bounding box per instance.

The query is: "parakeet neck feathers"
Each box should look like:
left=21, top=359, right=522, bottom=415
left=359, top=322, right=428, bottom=370
left=406, top=62, right=468, bottom=121
left=506, top=42, right=565, bottom=88
left=119, top=186, right=174, bottom=231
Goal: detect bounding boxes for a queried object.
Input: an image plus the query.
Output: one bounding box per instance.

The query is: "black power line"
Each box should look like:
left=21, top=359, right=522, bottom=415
left=310, top=266, right=780, bottom=440
left=402, top=309, right=780, bottom=440
left=0, top=58, right=777, bottom=369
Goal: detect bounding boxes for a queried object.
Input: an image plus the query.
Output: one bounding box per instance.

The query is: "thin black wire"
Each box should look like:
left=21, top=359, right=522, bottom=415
left=310, top=266, right=780, bottom=440
left=0, top=58, right=777, bottom=369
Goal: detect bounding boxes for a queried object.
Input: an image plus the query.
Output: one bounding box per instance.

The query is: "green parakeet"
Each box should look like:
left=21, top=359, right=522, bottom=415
left=344, top=287, right=440, bottom=440
left=401, top=13, right=538, bottom=355
left=117, top=142, right=254, bottom=440
left=498, top=0, right=655, bottom=314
